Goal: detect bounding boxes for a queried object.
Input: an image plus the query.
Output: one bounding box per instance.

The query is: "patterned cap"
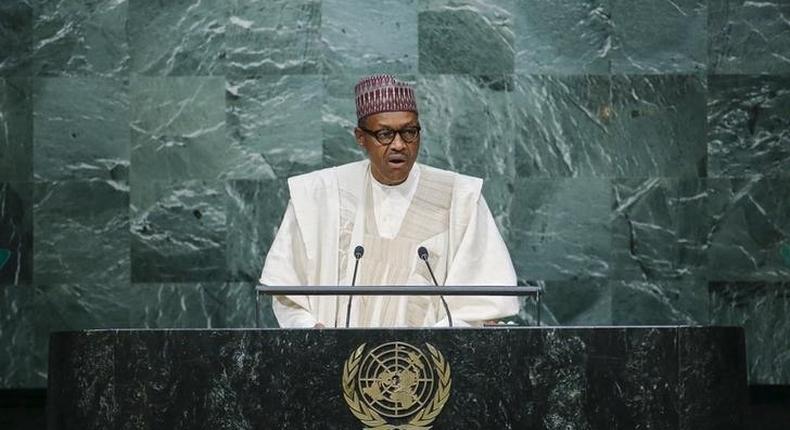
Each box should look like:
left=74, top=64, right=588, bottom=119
left=354, top=74, right=418, bottom=121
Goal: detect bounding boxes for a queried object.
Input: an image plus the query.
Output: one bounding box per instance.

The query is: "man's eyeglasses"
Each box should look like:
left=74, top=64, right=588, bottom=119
left=359, top=125, right=421, bottom=146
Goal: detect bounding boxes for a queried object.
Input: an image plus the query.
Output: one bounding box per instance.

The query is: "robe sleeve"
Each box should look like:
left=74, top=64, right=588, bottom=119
left=442, top=195, right=521, bottom=325
left=259, top=201, right=318, bottom=328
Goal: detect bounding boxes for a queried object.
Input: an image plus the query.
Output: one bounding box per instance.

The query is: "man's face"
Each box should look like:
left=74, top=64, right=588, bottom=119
left=354, top=111, right=421, bottom=186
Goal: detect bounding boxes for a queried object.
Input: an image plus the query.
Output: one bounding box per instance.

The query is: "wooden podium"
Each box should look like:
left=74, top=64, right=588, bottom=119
left=47, top=326, right=747, bottom=429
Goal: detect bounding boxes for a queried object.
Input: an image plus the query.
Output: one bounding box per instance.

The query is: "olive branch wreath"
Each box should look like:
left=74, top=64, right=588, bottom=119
left=342, top=343, right=452, bottom=430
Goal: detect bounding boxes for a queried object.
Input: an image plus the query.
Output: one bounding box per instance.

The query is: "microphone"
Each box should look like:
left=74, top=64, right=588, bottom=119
left=345, top=245, right=364, bottom=328
left=417, top=246, right=453, bottom=327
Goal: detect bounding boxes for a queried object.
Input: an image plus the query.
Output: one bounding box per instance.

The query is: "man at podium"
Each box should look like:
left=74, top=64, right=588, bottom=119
left=260, top=74, right=519, bottom=328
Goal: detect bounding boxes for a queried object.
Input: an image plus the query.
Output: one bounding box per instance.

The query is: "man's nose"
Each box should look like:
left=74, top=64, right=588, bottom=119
left=389, top=133, right=406, bottom=150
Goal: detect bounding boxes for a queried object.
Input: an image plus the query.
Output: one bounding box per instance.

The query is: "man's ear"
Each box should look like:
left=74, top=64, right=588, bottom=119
left=354, top=127, right=365, bottom=148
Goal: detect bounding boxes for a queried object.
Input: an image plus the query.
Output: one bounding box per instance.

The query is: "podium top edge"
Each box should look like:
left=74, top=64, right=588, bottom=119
left=48, top=326, right=746, bottom=336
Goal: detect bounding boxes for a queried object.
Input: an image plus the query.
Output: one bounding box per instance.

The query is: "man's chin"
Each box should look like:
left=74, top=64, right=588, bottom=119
left=385, top=175, right=409, bottom=185
left=382, top=170, right=410, bottom=185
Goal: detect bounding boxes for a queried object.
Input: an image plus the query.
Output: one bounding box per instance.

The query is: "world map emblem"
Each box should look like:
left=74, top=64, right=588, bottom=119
left=342, top=342, right=452, bottom=430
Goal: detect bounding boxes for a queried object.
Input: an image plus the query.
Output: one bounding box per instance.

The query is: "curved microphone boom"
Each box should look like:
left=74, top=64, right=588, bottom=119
left=345, top=245, right=364, bottom=328
left=418, top=246, right=453, bottom=327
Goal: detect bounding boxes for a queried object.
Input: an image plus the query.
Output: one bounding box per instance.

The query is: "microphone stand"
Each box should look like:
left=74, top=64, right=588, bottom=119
left=418, top=246, right=453, bottom=327
left=345, top=245, right=364, bottom=328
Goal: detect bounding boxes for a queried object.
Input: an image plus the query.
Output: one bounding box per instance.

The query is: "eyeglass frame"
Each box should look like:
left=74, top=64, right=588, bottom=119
left=357, top=124, right=422, bottom=146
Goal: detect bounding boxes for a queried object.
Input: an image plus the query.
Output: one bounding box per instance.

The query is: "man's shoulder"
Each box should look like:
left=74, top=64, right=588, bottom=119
left=419, top=163, right=483, bottom=195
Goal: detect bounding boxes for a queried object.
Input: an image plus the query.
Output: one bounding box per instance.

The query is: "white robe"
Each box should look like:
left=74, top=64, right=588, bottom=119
left=259, top=160, right=520, bottom=328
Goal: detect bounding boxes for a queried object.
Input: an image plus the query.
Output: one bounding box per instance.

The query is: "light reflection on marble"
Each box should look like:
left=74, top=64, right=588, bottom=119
left=708, top=75, right=790, bottom=177
left=225, top=76, right=322, bottom=179
left=323, top=0, right=418, bottom=74
left=226, top=0, right=321, bottom=77
left=32, top=0, right=129, bottom=77
left=128, top=0, right=223, bottom=76
left=33, top=180, right=129, bottom=285
left=709, top=0, right=790, bottom=74
left=33, top=78, right=129, bottom=180
left=419, top=0, right=514, bottom=74
left=130, top=180, right=226, bottom=282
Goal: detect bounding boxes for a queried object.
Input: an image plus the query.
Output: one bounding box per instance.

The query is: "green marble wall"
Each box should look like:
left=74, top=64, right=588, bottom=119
left=0, top=0, right=788, bottom=388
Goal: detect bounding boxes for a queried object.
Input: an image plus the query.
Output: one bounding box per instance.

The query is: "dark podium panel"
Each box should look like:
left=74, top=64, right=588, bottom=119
left=48, top=327, right=747, bottom=429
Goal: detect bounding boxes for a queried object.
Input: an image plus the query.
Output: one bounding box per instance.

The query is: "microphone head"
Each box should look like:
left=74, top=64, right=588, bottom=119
left=354, top=245, right=364, bottom=259
left=417, top=246, right=429, bottom=260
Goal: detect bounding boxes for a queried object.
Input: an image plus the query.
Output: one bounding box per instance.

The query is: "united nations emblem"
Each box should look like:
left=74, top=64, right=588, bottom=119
left=342, top=342, right=451, bottom=430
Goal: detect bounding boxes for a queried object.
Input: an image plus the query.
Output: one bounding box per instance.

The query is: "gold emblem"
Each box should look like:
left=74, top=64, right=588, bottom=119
left=342, top=342, right=451, bottom=430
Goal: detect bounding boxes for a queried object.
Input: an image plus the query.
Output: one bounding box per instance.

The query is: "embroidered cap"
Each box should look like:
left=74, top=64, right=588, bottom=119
left=354, top=74, right=418, bottom=121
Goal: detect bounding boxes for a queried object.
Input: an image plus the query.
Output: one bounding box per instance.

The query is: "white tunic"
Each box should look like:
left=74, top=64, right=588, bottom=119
left=260, top=160, right=519, bottom=328
left=370, top=164, right=419, bottom=240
